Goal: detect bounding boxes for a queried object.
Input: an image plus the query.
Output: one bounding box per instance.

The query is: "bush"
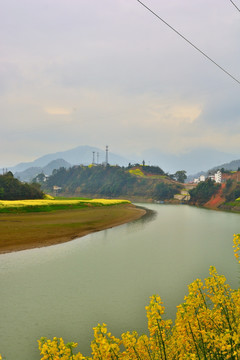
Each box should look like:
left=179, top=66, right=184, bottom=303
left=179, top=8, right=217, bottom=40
left=189, top=178, right=221, bottom=205
left=153, top=182, right=179, bottom=200
left=0, top=173, right=44, bottom=200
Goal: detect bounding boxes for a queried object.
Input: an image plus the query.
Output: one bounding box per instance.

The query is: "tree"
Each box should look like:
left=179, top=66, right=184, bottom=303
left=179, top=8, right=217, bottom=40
left=153, top=182, right=179, bottom=200
left=174, top=170, right=187, bottom=183
left=0, top=173, right=44, bottom=200
left=189, top=178, right=220, bottom=205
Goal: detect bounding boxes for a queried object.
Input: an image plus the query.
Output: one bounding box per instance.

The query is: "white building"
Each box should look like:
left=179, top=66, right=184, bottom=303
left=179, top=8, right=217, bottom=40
left=193, top=171, right=222, bottom=184
left=214, top=170, right=222, bottom=183
left=193, top=174, right=205, bottom=184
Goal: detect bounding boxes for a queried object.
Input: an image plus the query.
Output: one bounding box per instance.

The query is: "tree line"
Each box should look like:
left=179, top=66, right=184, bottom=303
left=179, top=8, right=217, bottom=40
left=36, top=165, right=184, bottom=199
left=0, top=172, right=44, bottom=200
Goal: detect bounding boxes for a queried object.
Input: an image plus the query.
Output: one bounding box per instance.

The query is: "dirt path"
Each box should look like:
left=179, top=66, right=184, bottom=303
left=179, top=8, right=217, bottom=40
left=0, top=204, right=146, bottom=254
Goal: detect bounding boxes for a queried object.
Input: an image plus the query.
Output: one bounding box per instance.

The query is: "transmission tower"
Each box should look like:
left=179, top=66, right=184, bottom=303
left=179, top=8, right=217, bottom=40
left=105, top=145, right=109, bottom=166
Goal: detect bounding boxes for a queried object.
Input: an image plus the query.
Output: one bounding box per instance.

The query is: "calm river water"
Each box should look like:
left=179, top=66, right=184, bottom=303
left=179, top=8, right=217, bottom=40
left=0, top=204, right=240, bottom=360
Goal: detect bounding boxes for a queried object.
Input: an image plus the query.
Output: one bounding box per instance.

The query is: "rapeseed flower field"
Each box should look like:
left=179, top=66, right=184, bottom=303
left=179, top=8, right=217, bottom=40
left=0, top=198, right=130, bottom=211
left=129, top=168, right=145, bottom=177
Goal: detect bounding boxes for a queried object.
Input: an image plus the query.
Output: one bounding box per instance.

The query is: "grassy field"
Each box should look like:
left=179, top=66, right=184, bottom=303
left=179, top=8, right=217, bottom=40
left=0, top=202, right=145, bottom=254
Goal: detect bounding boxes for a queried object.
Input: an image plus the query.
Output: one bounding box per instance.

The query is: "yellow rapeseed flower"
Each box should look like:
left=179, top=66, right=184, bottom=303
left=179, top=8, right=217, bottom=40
left=0, top=198, right=130, bottom=209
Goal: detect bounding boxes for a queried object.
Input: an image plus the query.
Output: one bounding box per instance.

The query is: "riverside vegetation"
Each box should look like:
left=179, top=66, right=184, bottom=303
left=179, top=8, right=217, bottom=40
left=10, top=233, right=238, bottom=360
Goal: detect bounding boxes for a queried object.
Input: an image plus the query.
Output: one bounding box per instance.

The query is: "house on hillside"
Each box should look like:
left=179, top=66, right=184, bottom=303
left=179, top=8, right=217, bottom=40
left=193, top=171, right=222, bottom=184
left=193, top=174, right=206, bottom=184
left=208, top=170, right=222, bottom=183
left=214, top=170, right=222, bottom=183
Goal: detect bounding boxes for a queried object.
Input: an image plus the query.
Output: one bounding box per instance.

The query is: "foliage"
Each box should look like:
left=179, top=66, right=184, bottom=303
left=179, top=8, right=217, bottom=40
left=225, top=183, right=240, bottom=202
left=141, top=165, right=165, bottom=175
left=0, top=172, right=44, bottom=200
left=42, top=165, right=137, bottom=197
left=39, top=165, right=176, bottom=198
left=225, top=179, right=234, bottom=191
left=35, top=234, right=240, bottom=360
left=174, top=170, right=187, bottom=183
left=189, top=178, right=221, bottom=205
left=153, top=182, right=179, bottom=200
left=220, top=168, right=231, bottom=174
left=127, top=164, right=165, bottom=176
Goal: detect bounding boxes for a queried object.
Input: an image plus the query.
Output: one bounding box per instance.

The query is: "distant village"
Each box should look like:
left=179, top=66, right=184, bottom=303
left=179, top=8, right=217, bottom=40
left=192, top=170, right=222, bottom=184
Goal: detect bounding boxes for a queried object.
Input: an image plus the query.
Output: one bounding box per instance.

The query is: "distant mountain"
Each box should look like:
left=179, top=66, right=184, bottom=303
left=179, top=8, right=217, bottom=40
left=10, top=145, right=130, bottom=174
left=42, top=159, right=71, bottom=175
left=15, top=167, right=43, bottom=182
left=140, top=147, right=237, bottom=174
left=15, top=159, right=71, bottom=182
left=208, top=159, right=240, bottom=173
left=187, top=158, right=240, bottom=182
left=8, top=145, right=239, bottom=179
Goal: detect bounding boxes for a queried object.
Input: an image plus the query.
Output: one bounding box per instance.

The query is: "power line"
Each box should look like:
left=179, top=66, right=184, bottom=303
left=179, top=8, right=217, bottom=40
left=230, top=0, right=240, bottom=12
left=136, top=0, right=240, bottom=85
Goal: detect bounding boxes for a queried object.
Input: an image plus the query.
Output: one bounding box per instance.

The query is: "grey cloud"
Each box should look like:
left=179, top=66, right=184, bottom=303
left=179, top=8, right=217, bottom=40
left=0, top=0, right=240, bottom=166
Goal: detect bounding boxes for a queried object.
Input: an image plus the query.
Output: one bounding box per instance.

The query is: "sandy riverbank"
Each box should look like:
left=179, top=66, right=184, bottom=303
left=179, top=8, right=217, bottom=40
left=0, top=203, right=146, bottom=254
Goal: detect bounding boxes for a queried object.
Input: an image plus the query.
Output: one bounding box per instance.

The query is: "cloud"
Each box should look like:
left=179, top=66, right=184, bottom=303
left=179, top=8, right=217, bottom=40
left=0, top=0, right=240, bottom=167
left=44, top=107, right=73, bottom=116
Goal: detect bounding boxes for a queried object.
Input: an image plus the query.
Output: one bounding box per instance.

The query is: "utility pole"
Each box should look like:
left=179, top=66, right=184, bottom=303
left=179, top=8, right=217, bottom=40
left=105, top=145, right=109, bottom=166
left=92, top=151, right=95, bottom=165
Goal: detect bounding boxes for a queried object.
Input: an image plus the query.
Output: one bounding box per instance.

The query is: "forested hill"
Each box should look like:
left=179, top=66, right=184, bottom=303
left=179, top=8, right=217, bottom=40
left=37, top=165, right=183, bottom=200
left=0, top=172, right=44, bottom=200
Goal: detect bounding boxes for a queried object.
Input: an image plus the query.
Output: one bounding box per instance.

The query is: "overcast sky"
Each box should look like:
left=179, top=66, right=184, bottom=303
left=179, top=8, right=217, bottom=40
left=1, top=0, right=240, bottom=167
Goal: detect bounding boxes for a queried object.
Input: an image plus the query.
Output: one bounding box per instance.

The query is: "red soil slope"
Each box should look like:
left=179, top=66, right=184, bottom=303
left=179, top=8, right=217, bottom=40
left=204, top=183, right=226, bottom=209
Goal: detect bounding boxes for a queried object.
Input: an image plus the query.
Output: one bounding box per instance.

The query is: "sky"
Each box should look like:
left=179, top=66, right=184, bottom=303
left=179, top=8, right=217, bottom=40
left=1, top=0, right=240, bottom=167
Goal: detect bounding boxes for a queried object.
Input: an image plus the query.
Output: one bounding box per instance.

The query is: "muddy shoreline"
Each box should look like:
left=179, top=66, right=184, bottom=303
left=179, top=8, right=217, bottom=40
left=0, top=204, right=146, bottom=254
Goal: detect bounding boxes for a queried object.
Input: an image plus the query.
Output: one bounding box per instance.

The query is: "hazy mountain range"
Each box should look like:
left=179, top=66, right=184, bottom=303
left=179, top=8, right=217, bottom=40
left=3, top=145, right=239, bottom=182
left=14, top=159, right=72, bottom=182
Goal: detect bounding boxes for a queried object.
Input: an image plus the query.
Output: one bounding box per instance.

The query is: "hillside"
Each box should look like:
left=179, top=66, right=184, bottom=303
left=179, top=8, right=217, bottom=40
left=189, top=171, right=240, bottom=212
left=38, top=164, right=183, bottom=201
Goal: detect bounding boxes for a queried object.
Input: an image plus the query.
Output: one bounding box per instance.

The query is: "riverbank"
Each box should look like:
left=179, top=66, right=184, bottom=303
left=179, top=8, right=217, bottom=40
left=0, top=203, right=146, bottom=254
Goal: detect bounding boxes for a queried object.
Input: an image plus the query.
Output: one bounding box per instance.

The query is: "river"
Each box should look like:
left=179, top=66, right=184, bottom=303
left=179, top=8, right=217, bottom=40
left=0, top=204, right=239, bottom=360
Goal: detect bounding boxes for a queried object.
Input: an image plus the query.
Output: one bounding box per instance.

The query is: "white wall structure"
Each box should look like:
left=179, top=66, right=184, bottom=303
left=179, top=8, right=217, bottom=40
left=214, top=170, right=222, bottom=183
